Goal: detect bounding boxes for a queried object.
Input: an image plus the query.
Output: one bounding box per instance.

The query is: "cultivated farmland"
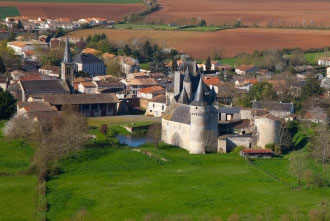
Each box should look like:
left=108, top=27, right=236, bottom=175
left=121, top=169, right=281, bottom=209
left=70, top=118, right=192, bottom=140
left=147, top=0, right=330, bottom=27
left=69, top=28, right=330, bottom=59
left=0, top=1, right=146, bottom=20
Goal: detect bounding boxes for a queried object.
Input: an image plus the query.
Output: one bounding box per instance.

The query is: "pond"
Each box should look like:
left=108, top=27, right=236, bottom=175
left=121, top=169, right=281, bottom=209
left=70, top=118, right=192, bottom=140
left=116, top=135, right=153, bottom=147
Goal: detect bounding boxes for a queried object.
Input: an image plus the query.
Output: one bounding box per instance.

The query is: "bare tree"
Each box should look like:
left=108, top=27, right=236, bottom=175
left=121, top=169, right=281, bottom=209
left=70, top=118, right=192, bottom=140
left=4, top=114, right=35, bottom=139
left=147, top=124, right=161, bottom=149
left=289, top=152, right=307, bottom=187
left=311, top=126, right=330, bottom=172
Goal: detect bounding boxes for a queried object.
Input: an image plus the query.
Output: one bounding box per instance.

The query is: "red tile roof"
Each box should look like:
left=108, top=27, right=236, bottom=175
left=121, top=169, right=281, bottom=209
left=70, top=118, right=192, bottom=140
left=139, top=86, right=164, bottom=94
left=242, top=148, right=273, bottom=154
left=203, top=76, right=221, bottom=86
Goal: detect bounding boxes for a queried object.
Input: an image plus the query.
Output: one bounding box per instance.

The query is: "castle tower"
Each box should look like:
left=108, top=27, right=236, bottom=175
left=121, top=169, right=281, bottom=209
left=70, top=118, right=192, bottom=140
left=61, top=37, right=75, bottom=92
left=189, top=77, right=219, bottom=154
left=183, top=68, right=192, bottom=100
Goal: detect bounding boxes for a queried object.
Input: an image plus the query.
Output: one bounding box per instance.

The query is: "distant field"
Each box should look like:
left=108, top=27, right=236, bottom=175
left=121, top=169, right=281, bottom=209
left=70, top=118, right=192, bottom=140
left=148, top=0, right=330, bottom=27
left=0, top=0, right=142, bottom=3
left=46, top=142, right=330, bottom=220
left=0, top=121, right=37, bottom=220
left=0, top=1, right=146, bottom=20
left=0, top=6, right=20, bottom=19
left=69, top=28, right=330, bottom=59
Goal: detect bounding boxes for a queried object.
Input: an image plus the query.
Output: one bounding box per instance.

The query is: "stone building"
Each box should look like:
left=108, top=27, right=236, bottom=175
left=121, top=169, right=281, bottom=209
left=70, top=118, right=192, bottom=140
left=162, top=60, right=219, bottom=154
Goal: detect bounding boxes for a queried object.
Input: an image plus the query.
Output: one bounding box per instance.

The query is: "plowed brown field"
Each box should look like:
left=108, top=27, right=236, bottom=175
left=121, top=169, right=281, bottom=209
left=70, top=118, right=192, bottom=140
left=147, top=0, right=330, bottom=27
left=0, top=1, right=146, bottom=20
left=69, top=28, right=330, bottom=59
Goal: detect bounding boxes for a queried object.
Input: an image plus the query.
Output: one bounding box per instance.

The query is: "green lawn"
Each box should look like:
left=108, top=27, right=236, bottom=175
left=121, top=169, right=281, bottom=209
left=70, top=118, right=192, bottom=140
left=0, top=0, right=142, bottom=3
left=219, top=57, right=237, bottom=66
left=46, top=142, right=330, bottom=220
left=0, top=7, right=20, bottom=19
left=0, top=121, right=37, bottom=221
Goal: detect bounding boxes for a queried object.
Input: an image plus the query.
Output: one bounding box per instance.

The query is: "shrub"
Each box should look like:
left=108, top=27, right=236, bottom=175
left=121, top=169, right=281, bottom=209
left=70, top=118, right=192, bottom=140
left=233, top=146, right=245, bottom=154
left=265, top=143, right=276, bottom=151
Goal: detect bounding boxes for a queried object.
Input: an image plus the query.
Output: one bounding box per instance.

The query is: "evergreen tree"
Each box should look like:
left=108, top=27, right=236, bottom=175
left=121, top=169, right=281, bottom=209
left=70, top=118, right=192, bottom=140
left=143, top=40, right=152, bottom=59
left=123, top=44, right=132, bottom=56
left=0, top=56, right=6, bottom=73
left=205, top=56, right=212, bottom=72
left=0, top=88, right=16, bottom=120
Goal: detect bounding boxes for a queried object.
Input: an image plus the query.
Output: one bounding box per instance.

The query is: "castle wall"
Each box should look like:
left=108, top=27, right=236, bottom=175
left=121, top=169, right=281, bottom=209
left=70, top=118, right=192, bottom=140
left=161, top=119, right=191, bottom=151
left=254, top=118, right=281, bottom=148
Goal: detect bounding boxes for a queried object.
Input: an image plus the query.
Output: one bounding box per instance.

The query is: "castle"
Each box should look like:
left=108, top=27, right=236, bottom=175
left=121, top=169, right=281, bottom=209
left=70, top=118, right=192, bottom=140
left=161, top=59, right=219, bottom=154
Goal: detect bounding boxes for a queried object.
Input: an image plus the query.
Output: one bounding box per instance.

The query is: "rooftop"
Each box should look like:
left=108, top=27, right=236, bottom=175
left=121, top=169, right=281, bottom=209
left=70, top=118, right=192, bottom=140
left=42, top=93, right=119, bottom=105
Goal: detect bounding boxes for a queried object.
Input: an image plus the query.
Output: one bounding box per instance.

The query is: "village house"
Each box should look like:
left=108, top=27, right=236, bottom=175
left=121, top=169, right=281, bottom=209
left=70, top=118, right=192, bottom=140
left=145, top=94, right=167, bottom=117
left=78, top=81, right=97, bottom=94
left=300, top=107, right=328, bottom=125
left=74, top=53, right=106, bottom=77
left=38, top=64, right=61, bottom=78
left=17, top=79, right=70, bottom=101
left=240, top=148, right=274, bottom=158
left=94, top=81, right=125, bottom=93
left=235, top=64, right=259, bottom=75
left=138, top=86, right=165, bottom=99
left=117, top=56, right=140, bottom=75
left=123, top=78, right=158, bottom=98
left=7, top=41, right=48, bottom=57
left=318, top=57, right=330, bottom=66
left=17, top=101, right=57, bottom=115
left=235, top=79, right=258, bottom=91
left=252, top=101, right=294, bottom=118
left=203, top=76, right=221, bottom=93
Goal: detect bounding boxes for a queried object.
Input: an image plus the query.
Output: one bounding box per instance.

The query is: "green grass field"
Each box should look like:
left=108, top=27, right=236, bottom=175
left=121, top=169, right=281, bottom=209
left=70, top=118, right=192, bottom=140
left=0, top=121, right=37, bottom=221
left=46, top=140, right=330, bottom=220
left=0, top=0, right=142, bottom=3
left=0, top=7, right=20, bottom=19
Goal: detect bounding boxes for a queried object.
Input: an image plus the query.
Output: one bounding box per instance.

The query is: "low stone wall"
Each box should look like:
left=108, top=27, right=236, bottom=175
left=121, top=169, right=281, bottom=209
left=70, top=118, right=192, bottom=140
left=122, top=125, right=150, bottom=133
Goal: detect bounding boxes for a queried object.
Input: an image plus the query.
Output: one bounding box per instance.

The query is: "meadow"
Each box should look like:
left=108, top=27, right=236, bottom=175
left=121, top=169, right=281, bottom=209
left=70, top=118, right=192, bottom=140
left=0, top=121, right=37, bottom=220
left=0, top=6, right=20, bottom=19
left=46, top=142, right=330, bottom=220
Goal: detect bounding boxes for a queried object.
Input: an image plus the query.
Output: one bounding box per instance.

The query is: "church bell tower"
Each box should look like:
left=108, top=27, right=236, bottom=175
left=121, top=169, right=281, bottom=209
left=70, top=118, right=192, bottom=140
left=61, top=37, right=75, bottom=92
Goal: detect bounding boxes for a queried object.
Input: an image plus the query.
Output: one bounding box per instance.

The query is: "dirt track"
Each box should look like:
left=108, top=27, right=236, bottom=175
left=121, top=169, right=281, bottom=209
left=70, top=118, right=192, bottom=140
left=147, top=0, right=330, bottom=27
left=69, top=28, right=330, bottom=59
left=0, top=1, right=146, bottom=20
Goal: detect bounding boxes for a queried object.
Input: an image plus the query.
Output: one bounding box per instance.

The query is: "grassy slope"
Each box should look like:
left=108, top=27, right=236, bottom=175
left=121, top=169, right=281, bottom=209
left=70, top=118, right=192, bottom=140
left=0, top=121, right=37, bottom=221
left=0, top=7, right=20, bottom=19
left=0, top=0, right=142, bottom=3
left=46, top=143, right=330, bottom=220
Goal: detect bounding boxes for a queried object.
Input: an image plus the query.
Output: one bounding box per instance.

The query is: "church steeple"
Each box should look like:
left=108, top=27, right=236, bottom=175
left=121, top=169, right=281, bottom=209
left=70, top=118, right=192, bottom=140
left=61, top=37, right=74, bottom=92
left=63, top=37, right=72, bottom=63
left=177, top=87, right=189, bottom=104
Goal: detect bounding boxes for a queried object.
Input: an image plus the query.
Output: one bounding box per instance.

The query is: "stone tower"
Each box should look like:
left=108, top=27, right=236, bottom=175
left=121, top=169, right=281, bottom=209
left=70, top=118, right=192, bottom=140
left=189, top=77, right=219, bottom=154
left=61, top=37, right=74, bottom=92
left=183, top=68, right=192, bottom=100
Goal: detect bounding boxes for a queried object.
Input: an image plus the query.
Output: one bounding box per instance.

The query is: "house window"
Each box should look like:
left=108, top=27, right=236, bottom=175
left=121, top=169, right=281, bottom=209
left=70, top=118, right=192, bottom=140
left=153, top=104, right=155, bottom=108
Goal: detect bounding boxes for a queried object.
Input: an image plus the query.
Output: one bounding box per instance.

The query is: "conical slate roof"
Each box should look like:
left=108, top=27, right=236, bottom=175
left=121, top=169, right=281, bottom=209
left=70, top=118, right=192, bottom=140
left=211, top=87, right=218, bottom=105
left=190, top=76, right=207, bottom=106
left=183, top=67, right=191, bottom=82
left=63, top=37, right=72, bottom=63
left=177, top=87, right=189, bottom=104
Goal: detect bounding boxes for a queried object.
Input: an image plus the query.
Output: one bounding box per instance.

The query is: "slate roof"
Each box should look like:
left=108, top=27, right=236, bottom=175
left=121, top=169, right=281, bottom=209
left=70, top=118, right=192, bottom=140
left=42, top=93, right=119, bottom=105
left=74, top=53, right=103, bottom=64
left=255, top=114, right=281, bottom=121
left=162, top=103, right=191, bottom=125
left=20, top=80, right=70, bottom=95
left=150, top=94, right=166, bottom=104
left=252, top=101, right=294, bottom=113
left=219, top=107, right=241, bottom=114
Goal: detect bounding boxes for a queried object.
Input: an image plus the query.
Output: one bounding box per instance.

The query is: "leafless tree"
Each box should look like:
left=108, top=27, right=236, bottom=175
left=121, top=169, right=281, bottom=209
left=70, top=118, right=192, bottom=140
left=147, top=124, right=162, bottom=149
left=289, top=152, right=307, bottom=187
left=4, top=114, right=36, bottom=139
left=311, top=126, right=330, bottom=172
